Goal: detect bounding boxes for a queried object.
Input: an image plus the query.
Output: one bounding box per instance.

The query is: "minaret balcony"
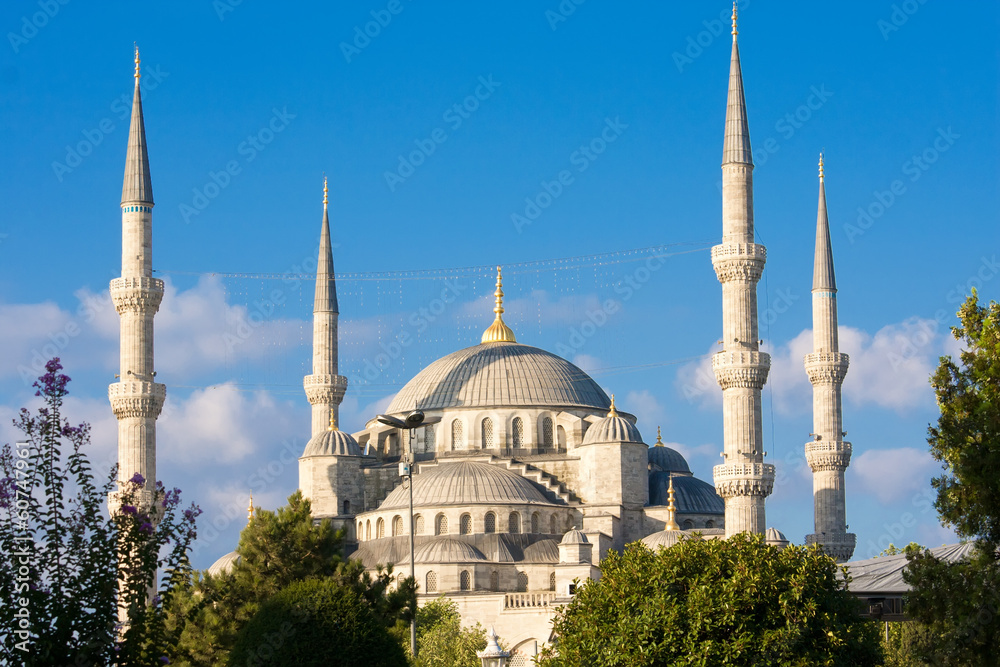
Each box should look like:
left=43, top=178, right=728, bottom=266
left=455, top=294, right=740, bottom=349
left=805, top=532, right=856, bottom=562
left=804, top=439, right=852, bottom=470
left=713, top=462, right=775, bottom=498
left=108, top=380, right=166, bottom=419
left=304, top=374, right=348, bottom=405
left=110, top=276, right=165, bottom=315
left=711, top=243, right=766, bottom=283
left=804, top=352, right=849, bottom=384
left=712, top=350, right=770, bottom=389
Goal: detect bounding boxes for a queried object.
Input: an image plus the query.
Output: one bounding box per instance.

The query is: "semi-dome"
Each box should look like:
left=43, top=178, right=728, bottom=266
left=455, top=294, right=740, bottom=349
left=385, top=341, right=610, bottom=414
left=207, top=550, right=240, bottom=577
left=378, top=461, right=555, bottom=510
left=400, top=538, right=488, bottom=564
left=648, top=472, right=724, bottom=514
left=302, top=428, right=362, bottom=457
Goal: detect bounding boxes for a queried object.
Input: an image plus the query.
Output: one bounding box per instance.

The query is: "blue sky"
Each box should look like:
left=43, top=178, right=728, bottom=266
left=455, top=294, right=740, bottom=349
left=1, top=1, right=997, bottom=570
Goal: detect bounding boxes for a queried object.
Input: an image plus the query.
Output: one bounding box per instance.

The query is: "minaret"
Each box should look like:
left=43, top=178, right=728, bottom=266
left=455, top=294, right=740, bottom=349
left=804, top=155, right=856, bottom=562
left=303, top=177, right=347, bottom=437
left=711, top=5, right=774, bottom=537
left=109, top=46, right=165, bottom=510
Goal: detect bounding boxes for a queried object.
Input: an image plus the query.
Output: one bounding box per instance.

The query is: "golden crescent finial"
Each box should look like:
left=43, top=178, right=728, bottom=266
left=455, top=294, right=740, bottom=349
left=481, top=265, right=517, bottom=343
left=134, top=44, right=141, bottom=79
left=731, top=2, right=738, bottom=37
left=493, top=265, right=504, bottom=315
left=818, top=153, right=825, bottom=181
left=655, top=425, right=664, bottom=446
left=608, top=394, right=618, bottom=418
left=323, top=175, right=329, bottom=206
left=665, top=475, right=679, bottom=530
left=328, top=411, right=338, bottom=431
left=247, top=492, right=254, bottom=523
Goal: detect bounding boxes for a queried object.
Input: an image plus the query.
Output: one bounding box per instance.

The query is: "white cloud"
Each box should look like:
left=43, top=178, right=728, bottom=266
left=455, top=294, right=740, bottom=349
left=850, top=447, right=940, bottom=505
left=674, top=349, right=720, bottom=408
left=622, top=389, right=665, bottom=438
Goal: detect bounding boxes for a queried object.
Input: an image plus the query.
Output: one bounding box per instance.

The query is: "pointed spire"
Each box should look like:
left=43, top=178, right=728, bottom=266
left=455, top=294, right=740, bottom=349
left=665, top=476, right=680, bottom=531
left=247, top=492, right=254, bottom=524
left=122, top=45, right=153, bottom=205
left=314, top=176, right=339, bottom=313
left=722, top=7, right=752, bottom=166
left=481, top=266, right=517, bottom=343
left=813, top=153, right=837, bottom=292
left=607, top=394, right=618, bottom=418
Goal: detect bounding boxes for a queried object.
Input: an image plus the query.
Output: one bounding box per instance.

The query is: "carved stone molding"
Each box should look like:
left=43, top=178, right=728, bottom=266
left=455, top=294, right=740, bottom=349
left=110, top=277, right=165, bottom=315
left=304, top=374, right=348, bottom=405
left=711, top=243, right=767, bottom=283
left=713, top=462, right=776, bottom=498
left=804, top=440, right=852, bottom=471
left=805, top=532, right=856, bottom=562
left=804, top=352, right=849, bottom=384
left=108, top=381, right=165, bottom=419
left=713, top=351, right=770, bottom=389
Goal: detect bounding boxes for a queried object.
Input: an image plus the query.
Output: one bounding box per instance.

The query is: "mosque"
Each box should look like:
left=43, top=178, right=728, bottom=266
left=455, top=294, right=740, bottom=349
left=109, top=7, right=855, bottom=663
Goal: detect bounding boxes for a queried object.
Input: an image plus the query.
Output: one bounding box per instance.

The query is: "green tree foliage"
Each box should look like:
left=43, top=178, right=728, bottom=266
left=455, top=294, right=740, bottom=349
left=926, top=294, right=1000, bottom=548
left=168, top=491, right=414, bottom=665
left=227, top=578, right=408, bottom=667
left=901, top=294, right=1000, bottom=664
left=0, top=358, right=200, bottom=665
left=539, top=534, right=882, bottom=667
left=414, top=597, right=487, bottom=667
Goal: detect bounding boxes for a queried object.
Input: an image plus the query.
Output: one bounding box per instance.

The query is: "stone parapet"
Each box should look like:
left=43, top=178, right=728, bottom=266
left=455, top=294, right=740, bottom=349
left=806, top=532, right=856, bottom=562
left=713, top=462, right=775, bottom=498
left=110, top=277, right=164, bottom=315
left=711, top=243, right=767, bottom=283
left=304, top=374, right=348, bottom=405
left=804, top=440, right=852, bottom=471
left=108, top=380, right=166, bottom=419
left=712, top=350, right=770, bottom=389
left=804, top=352, right=849, bottom=384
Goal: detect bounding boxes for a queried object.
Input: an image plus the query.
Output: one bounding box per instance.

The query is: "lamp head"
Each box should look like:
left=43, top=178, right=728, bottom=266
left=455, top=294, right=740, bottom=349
left=404, top=410, right=425, bottom=428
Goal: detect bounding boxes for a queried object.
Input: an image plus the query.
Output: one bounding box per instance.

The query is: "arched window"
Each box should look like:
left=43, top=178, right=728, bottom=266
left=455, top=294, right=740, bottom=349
left=705, top=520, right=715, bottom=529
left=426, top=571, right=437, bottom=593
left=436, top=513, right=448, bottom=535
left=557, top=425, right=566, bottom=450
left=460, top=513, right=472, bottom=535
left=460, top=570, right=471, bottom=591
left=481, top=418, right=494, bottom=449
left=508, top=512, right=521, bottom=534
left=490, top=571, right=499, bottom=592
left=531, top=512, right=540, bottom=534
left=415, top=514, right=424, bottom=535
left=392, top=515, right=404, bottom=536
left=357, top=521, right=363, bottom=538
left=512, top=417, right=524, bottom=448
left=549, top=572, right=556, bottom=591
left=424, top=424, right=435, bottom=452
left=343, top=499, right=351, bottom=515
left=516, top=571, right=528, bottom=592
left=366, top=520, right=371, bottom=540
left=376, top=518, right=385, bottom=539
left=451, top=419, right=464, bottom=450
left=682, top=519, right=694, bottom=530
left=541, top=417, right=554, bottom=450
left=550, top=515, right=557, bottom=534
left=484, top=512, right=496, bottom=534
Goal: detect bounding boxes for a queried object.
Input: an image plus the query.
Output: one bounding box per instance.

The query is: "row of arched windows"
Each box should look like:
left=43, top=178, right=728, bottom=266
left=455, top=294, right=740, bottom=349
left=360, top=510, right=570, bottom=541
left=445, top=416, right=561, bottom=451
left=420, top=570, right=556, bottom=593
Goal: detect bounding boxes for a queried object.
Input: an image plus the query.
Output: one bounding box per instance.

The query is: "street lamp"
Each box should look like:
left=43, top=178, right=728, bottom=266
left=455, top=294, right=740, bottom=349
left=476, top=626, right=510, bottom=667
left=376, top=409, right=440, bottom=659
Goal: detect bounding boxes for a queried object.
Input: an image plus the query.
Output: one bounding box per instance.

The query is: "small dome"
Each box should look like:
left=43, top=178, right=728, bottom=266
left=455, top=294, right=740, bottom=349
left=641, top=530, right=684, bottom=549
left=765, top=527, right=789, bottom=547
left=400, top=538, right=488, bottom=564
left=647, top=446, right=691, bottom=475
left=302, top=428, right=362, bottom=457
left=379, top=461, right=554, bottom=510
left=560, top=529, right=589, bottom=545
left=582, top=415, right=642, bottom=445
left=207, top=550, right=240, bottom=577
left=648, top=473, right=724, bottom=514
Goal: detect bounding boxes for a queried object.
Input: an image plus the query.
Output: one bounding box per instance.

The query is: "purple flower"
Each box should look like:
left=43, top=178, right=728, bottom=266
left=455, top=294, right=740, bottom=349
left=121, top=505, right=138, bottom=515
left=33, top=359, right=70, bottom=398
left=128, top=472, right=146, bottom=486
left=140, top=521, right=153, bottom=534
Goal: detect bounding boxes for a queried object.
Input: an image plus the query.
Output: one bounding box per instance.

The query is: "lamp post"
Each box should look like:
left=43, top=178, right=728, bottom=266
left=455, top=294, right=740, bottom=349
left=376, top=410, right=440, bottom=660
left=476, top=626, right=510, bottom=667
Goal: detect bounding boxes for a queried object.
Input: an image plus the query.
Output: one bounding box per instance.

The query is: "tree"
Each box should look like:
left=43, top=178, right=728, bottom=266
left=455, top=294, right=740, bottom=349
left=227, top=578, right=408, bottom=667
left=0, top=358, right=200, bottom=665
left=168, top=491, right=415, bottom=665
left=901, top=293, right=1000, bottom=665
left=539, top=534, right=882, bottom=666
left=414, top=596, right=487, bottom=667
left=925, top=293, right=1000, bottom=549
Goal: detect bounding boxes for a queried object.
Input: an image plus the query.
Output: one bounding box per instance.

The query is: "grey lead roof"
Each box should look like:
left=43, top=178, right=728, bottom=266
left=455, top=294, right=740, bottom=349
left=722, top=37, right=753, bottom=166
left=813, top=176, right=837, bottom=291
left=378, top=461, right=557, bottom=510
left=121, top=79, right=153, bottom=204
left=315, top=203, right=339, bottom=313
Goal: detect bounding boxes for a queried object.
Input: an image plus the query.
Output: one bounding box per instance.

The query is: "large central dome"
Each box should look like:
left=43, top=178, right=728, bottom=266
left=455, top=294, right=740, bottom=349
left=385, top=341, right=610, bottom=414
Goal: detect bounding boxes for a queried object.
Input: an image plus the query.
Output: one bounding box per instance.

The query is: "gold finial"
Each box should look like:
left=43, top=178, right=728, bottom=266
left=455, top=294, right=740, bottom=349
left=328, top=411, right=338, bottom=431
left=608, top=394, right=618, bottom=418
left=247, top=492, right=254, bottom=524
left=323, top=175, right=329, bottom=206
left=731, top=2, right=738, bottom=37
left=665, top=476, right=680, bottom=531
left=818, top=153, right=825, bottom=181
left=134, top=44, right=141, bottom=79
left=655, top=426, right=664, bottom=447
left=480, top=265, right=517, bottom=343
